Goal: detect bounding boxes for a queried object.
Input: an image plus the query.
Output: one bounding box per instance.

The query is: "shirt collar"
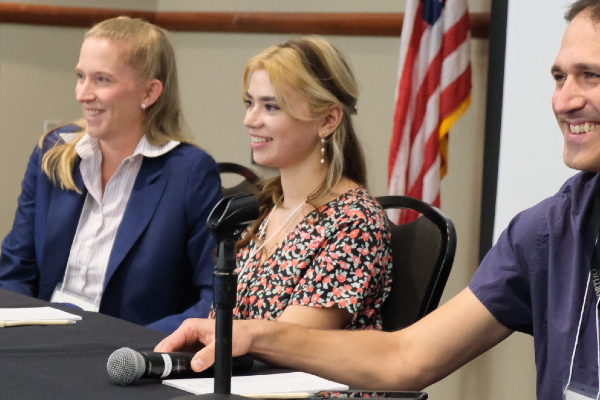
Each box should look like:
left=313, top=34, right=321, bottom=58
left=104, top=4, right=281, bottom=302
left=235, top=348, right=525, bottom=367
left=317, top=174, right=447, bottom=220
left=60, top=133, right=180, bottom=160
left=133, top=135, right=180, bottom=158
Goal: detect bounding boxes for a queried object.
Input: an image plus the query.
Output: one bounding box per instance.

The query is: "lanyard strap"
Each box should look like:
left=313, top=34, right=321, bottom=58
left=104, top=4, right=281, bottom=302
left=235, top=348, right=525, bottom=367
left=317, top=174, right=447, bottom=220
left=592, top=192, right=600, bottom=298
left=565, top=192, right=600, bottom=398
left=590, top=191, right=600, bottom=400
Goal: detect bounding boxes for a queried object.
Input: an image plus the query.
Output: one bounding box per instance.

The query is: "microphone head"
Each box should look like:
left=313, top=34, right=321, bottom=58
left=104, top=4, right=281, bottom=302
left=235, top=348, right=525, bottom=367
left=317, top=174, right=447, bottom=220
left=107, top=347, right=145, bottom=385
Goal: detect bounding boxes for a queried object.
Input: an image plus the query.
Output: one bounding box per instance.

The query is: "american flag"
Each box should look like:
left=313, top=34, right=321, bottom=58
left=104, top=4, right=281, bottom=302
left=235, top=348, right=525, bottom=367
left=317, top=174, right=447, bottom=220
left=387, top=0, right=472, bottom=224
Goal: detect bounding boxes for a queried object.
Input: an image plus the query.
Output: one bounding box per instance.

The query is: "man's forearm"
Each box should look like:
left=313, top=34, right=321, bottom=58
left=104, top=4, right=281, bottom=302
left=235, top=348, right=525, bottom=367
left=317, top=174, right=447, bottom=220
left=242, top=289, right=513, bottom=390
left=244, top=320, right=421, bottom=390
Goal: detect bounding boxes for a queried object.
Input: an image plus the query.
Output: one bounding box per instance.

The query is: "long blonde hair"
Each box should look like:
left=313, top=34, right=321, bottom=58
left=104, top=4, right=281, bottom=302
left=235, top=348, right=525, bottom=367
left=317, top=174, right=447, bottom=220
left=239, top=36, right=367, bottom=249
left=41, top=16, right=188, bottom=191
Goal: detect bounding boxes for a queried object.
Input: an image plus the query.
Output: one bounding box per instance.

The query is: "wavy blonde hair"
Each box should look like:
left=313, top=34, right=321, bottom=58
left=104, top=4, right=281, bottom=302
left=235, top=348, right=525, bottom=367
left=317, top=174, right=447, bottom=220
left=239, top=36, right=367, bottom=249
left=41, top=16, right=188, bottom=191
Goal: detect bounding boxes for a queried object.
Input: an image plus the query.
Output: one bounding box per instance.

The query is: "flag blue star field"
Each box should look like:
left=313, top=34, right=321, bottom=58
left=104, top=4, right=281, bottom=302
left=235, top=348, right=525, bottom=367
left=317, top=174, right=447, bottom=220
left=388, top=0, right=471, bottom=224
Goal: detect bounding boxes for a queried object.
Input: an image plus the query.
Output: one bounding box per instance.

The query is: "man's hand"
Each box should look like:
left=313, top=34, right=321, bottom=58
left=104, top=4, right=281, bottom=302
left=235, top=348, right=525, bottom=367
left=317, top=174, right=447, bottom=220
left=154, top=318, right=255, bottom=372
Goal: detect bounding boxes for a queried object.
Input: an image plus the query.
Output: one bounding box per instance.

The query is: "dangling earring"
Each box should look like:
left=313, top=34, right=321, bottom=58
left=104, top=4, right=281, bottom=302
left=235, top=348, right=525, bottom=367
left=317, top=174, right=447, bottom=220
left=141, top=103, right=146, bottom=109
left=320, top=135, right=326, bottom=164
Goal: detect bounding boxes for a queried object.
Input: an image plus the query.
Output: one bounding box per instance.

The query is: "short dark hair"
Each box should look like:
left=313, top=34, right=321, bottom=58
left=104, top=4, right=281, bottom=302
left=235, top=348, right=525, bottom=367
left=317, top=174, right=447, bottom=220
left=566, top=0, right=600, bottom=22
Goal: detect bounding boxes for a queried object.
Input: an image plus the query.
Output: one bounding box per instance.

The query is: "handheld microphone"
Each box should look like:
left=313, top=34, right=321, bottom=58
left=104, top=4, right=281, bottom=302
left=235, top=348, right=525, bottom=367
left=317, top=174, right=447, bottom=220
left=107, top=347, right=198, bottom=385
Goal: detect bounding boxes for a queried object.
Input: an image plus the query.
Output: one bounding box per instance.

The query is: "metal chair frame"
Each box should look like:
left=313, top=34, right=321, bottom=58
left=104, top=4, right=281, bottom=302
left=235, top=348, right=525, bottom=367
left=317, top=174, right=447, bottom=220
left=376, top=195, right=457, bottom=332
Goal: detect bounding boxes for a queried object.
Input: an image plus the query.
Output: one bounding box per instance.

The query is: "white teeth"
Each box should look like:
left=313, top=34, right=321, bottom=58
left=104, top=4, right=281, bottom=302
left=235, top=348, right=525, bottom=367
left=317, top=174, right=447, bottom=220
left=85, top=109, right=103, bottom=116
left=570, top=122, right=597, bottom=133
left=251, top=136, right=271, bottom=143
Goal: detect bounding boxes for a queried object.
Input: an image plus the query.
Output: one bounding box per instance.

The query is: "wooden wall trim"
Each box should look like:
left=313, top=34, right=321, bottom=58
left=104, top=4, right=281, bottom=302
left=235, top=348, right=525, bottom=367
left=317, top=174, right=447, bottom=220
left=0, top=3, right=490, bottom=38
left=0, top=3, right=155, bottom=27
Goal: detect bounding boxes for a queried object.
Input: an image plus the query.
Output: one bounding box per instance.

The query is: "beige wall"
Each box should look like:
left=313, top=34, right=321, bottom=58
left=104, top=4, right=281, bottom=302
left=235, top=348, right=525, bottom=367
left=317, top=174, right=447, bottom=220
left=0, top=1, right=537, bottom=399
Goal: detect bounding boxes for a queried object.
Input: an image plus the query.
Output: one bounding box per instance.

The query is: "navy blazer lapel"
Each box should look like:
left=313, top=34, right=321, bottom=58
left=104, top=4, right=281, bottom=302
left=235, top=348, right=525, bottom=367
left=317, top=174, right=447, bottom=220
left=103, top=157, right=167, bottom=288
left=39, top=167, right=87, bottom=299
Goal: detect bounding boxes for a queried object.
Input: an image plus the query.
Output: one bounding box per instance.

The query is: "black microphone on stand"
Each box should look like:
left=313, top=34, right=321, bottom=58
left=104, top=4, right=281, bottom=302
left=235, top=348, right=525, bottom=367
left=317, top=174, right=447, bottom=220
left=172, top=193, right=260, bottom=400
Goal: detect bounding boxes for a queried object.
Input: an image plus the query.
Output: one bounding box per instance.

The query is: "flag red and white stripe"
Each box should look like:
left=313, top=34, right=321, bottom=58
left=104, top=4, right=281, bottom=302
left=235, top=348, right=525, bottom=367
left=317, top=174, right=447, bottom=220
left=387, top=0, right=471, bottom=224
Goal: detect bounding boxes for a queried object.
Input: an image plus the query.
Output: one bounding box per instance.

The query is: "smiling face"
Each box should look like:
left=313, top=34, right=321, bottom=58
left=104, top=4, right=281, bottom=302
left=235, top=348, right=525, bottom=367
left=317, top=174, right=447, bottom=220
left=552, top=11, right=600, bottom=172
left=75, top=37, right=149, bottom=144
left=244, top=69, right=323, bottom=170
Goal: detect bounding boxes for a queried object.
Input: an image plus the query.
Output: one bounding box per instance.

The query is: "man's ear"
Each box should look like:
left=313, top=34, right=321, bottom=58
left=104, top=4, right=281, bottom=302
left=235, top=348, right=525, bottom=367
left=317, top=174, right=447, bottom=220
left=142, top=79, right=163, bottom=108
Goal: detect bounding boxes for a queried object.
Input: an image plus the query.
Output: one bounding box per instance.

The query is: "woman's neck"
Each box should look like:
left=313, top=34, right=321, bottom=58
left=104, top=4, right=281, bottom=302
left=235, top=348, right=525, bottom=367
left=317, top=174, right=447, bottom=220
left=279, top=163, right=328, bottom=208
left=278, top=163, right=359, bottom=210
left=98, top=132, right=144, bottom=192
left=99, top=132, right=143, bottom=165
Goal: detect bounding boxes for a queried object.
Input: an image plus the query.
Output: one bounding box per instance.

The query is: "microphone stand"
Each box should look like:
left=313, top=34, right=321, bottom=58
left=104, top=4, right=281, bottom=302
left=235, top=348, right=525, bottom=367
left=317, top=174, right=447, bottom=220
left=173, top=193, right=259, bottom=400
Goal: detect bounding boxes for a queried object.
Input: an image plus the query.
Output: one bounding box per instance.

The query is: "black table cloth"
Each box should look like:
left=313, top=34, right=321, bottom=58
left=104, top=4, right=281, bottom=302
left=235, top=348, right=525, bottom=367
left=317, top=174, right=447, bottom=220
left=0, top=288, right=189, bottom=399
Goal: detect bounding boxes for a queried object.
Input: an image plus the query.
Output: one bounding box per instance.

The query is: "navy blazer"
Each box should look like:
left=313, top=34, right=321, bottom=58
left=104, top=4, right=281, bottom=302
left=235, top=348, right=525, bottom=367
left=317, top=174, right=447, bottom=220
left=0, top=126, right=222, bottom=333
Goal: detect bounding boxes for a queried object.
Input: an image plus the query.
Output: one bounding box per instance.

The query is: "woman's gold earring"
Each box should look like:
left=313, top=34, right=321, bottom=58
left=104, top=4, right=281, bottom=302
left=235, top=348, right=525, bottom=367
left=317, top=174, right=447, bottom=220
left=320, top=136, right=325, bottom=164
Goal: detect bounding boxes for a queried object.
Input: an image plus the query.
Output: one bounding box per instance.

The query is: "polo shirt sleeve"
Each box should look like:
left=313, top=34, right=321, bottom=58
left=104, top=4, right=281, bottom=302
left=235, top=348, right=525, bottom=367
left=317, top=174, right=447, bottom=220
left=469, top=201, right=550, bottom=335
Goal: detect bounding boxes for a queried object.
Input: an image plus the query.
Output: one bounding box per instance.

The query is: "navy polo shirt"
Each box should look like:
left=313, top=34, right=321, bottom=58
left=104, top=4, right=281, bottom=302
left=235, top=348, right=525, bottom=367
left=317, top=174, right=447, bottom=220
left=470, top=171, right=600, bottom=400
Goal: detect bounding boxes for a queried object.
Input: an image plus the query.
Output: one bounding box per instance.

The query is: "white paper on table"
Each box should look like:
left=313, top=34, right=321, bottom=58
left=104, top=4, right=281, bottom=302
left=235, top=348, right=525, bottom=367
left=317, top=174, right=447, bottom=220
left=0, top=307, right=82, bottom=322
left=163, top=371, right=348, bottom=395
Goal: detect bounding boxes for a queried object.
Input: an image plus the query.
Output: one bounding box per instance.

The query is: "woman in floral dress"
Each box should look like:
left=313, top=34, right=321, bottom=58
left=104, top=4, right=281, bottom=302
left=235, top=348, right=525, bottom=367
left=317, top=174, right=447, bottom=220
left=230, top=36, right=393, bottom=330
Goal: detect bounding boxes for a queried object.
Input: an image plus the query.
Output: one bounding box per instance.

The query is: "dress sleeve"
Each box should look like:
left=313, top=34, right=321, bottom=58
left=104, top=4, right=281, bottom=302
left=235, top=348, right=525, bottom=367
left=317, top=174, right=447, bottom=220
left=288, top=202, right=392, bottom=326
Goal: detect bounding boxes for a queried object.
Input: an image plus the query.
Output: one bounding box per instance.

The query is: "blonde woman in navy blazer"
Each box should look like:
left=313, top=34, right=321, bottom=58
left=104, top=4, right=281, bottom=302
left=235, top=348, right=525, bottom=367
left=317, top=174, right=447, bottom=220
left=0, top=17, right=221, bottom=334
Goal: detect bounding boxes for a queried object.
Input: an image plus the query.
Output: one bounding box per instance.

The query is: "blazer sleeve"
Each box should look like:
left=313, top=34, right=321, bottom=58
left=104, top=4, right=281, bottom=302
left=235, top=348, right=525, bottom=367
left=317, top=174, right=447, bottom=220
left=0, top=145, right=44, bottom=297
left=0, top=128, right=80, bottom=297
left=146, top=150, right=221, bottom=333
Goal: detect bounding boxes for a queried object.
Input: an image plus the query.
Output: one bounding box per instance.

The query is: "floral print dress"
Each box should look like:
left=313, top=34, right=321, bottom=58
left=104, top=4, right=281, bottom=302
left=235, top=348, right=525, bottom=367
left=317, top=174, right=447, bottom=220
left=233, top=187, right=393, bottom=329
